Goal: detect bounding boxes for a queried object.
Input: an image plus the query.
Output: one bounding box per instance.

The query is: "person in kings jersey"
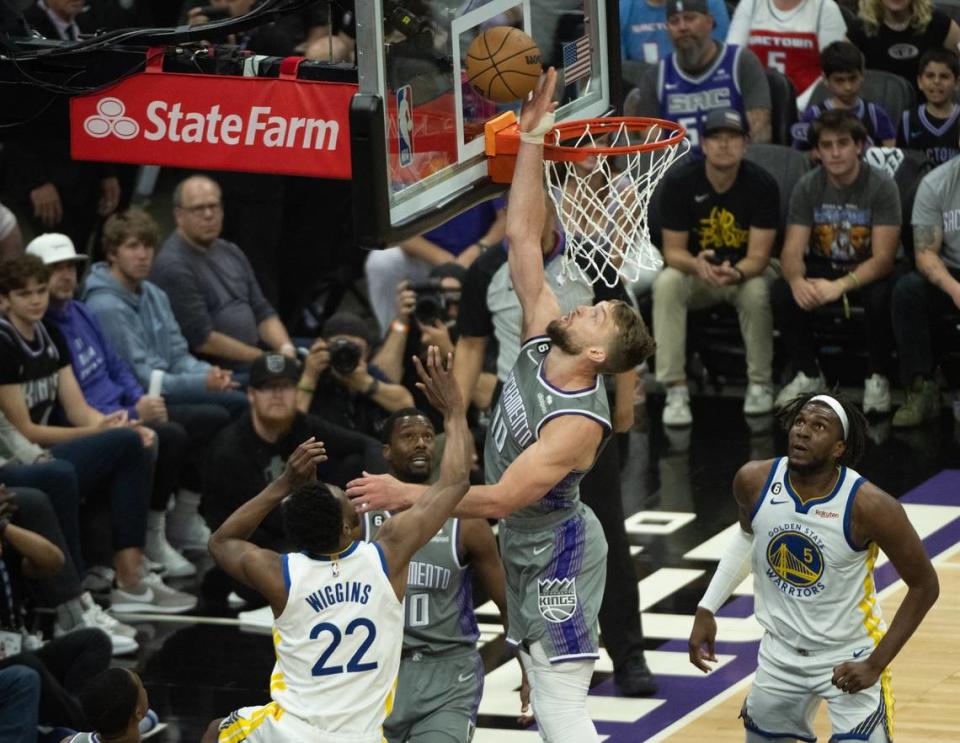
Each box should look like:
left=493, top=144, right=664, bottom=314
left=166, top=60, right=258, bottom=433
left=202, top=346, right=471, bottom=743
left=688, top=393, right=939, bottom=743
left=346, top=68, right=656, bottom=742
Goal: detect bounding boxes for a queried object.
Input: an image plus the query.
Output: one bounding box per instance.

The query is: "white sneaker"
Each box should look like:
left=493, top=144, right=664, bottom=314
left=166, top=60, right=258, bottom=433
left=775, top=371, right=826, bottom=409
left=663, top=385, right=692, bottom=427
left=146, top=513, right=197, bottom=578
left=55, top=592, right=139, bottom=656
left=863, top=374, right=891, bottom=414
left=167, top=503, right=210, bottom=552
left=110, top=572, right=197, bottom=615
left=743, top=383, right=775, bottom=416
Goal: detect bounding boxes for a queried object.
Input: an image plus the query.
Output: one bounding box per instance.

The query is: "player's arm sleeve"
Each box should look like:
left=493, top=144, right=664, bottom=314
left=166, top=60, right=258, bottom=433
left=725, top=0, right=754, bottom=46
left=738, top=49, right=771, bottom=111
left=698, top=528, right=754, bottom=614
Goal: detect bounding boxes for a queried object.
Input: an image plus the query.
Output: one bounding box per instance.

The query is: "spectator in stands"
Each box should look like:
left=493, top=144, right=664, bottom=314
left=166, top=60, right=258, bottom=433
left=727, top=0, right=847, bottom=108
left=0, top=665, right=40, bottom=742
left=0, top=255, right=195, bottom=615
left=203, top=352, right=383, bottom=604
left=897, top=48, right=960, bottom=164
left=0, top=475, right=137, bottom=654
left=0, top=201, right=23, bottom=259
left=624, top=0, right=772, bottom=155
left=151, top=175, right=297, bottom=371
left=620, top=0, right=730, bottom=64
left=848, top=0, right=960, bottom=89
left=452, top=205, right=656, bottom=697
left=792, top=42, right=897, bottom=149
left=83, top=208, right=247, bottom=415
left=890, top=152, right=960, bottom=426
left=26, top=234, right=199, bottom=579
left=365, top=201, right=506, bottom=335
left=654, top=109, right=780, bottom=425
left=0, top=495, right=114, bottom=731
left=773, top=110, right=901, bottom=411
left=296, top=312, right=414, bottom=439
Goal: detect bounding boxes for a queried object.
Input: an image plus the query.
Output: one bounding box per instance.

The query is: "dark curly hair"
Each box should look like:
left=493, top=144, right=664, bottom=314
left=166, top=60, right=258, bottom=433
left=79, top=668, right=140, bottom=736
left=777, top=391, right=867, bottom=468
left=282, top=481, right=344, bottom=554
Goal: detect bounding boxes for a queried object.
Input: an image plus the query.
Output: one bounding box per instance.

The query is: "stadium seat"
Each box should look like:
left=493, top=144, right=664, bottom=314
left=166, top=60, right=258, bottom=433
left=809, top=69, right=916, bottom=124
left=935, top=0, right=960, bottom=23
left=743, top=143, right=812, bottom=254
left=764, top=68, right=799, bottom=146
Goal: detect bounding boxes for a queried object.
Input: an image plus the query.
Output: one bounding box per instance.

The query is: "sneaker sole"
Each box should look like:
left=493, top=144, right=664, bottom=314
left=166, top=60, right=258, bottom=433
left=111, top=637, right=139, bottom=656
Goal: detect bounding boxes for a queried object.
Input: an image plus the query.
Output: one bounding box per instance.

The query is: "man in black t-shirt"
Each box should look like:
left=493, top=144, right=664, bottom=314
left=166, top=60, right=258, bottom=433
left=654, top=109, right=780, bottom=426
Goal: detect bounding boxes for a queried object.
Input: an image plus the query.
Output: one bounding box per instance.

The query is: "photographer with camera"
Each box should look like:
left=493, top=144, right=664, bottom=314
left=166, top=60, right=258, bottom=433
left=295, top=312, right=414, bottom=440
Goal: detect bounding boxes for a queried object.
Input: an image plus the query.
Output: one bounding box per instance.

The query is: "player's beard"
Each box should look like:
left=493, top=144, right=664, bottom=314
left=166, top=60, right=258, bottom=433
left=546, top=319, right=583, bottom=355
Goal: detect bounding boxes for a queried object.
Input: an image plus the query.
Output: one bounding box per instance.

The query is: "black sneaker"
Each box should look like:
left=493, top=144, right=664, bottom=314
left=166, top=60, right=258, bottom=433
left=614, top=655, right=657, bottom=697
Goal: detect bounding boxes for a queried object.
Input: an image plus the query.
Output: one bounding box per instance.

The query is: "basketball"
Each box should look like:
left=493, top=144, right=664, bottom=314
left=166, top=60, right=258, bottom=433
left=465, top=26, right=542, bottom=103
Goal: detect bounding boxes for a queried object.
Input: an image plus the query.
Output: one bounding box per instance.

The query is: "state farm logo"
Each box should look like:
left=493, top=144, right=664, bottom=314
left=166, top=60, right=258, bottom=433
left=84, top=98, right=140, bottom=140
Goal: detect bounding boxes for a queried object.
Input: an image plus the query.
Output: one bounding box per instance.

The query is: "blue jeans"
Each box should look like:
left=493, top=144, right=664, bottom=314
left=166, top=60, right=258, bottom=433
left=0, top=665, right=40, bottom=743
left=50, top=428, right=150, bottom=552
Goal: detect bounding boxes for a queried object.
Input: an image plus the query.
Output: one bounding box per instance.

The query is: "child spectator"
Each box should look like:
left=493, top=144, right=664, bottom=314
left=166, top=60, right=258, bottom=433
left=792, top=42, right=897, bottom=150
left=897, top=48, right=960, bottom=165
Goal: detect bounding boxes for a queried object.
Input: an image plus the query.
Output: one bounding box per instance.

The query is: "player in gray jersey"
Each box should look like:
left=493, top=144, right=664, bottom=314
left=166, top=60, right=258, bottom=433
left=363, top=407, right=518, bottom=743
left=347, top=69, right=656, bottom=742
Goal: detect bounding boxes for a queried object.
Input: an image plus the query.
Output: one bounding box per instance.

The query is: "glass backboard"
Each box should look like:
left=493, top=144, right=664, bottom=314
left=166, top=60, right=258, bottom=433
left=350, top=0, right=619, bottom=247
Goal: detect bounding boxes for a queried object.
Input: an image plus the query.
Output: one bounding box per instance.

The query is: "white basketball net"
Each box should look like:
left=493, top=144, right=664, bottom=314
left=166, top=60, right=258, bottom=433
left=543, top=120, right=690, bottom=288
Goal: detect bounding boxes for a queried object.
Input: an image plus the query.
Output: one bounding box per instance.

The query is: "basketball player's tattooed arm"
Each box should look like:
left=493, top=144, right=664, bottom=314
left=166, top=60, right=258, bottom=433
left=507, top=67, right=561, bottom=341
left=375, top=348, right=471, bottom=599
left=689, top=459, right=773, bottom=672
left=831, top=484, right=939, bottom=695
left=208, top=438, right=328, bottom=616
left=914, top=223, right=960, bottom=306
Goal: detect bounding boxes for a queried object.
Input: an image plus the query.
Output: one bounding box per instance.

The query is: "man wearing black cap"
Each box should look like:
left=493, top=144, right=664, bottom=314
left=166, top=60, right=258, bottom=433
left=625, top=0, right=771, bottom=155
left=203, top=352, right=384, bottom=603
left=654, top=108, right=780, bottom=426
left=295, top=311, right=414, bottom=439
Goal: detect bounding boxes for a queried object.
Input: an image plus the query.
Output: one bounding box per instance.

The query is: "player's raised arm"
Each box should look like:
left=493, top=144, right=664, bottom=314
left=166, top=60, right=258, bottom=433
left=376, top=347, right=471, bottom=598
left=508, top=67, right=561, bottom=340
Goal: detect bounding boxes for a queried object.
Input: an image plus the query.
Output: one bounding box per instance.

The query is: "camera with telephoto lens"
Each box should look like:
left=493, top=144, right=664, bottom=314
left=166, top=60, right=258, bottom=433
left=409, top=278, right=459, bottom=327
left=327, top=338, right=362, bottom=375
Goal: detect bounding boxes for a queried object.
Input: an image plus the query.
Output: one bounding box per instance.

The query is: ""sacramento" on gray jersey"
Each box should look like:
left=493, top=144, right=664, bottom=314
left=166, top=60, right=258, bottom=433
left=483, top=336, right=612, bottom=529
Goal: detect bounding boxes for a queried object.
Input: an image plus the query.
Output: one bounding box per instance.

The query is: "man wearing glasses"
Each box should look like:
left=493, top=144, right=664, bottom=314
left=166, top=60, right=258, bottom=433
left=151, top=175, right=297, bottom=374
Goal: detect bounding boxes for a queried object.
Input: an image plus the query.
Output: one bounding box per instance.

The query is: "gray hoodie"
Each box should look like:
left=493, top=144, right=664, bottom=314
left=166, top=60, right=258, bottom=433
left=81, top=262, right=212, bottom=397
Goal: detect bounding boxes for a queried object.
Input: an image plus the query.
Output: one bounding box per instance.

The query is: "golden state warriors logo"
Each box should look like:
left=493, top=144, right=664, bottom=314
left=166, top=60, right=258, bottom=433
left=766, top=531, right=824, bottom=588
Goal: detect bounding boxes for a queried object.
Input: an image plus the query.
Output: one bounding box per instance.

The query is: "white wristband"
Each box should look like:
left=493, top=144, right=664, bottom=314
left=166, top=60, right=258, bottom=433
left=519, top=111, right=556, bottom=145
left=697, top=528, right=754, bottom=615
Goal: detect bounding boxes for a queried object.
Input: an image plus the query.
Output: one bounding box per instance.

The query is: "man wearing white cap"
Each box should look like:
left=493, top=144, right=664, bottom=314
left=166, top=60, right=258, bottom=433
left=26, top=233, right=197, bottom=579
left=689, top=392, right=939, bottom=743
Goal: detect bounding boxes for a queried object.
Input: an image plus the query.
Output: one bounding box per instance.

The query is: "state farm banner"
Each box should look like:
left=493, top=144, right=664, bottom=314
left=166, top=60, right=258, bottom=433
left=71, top=55, right=357, bottom=179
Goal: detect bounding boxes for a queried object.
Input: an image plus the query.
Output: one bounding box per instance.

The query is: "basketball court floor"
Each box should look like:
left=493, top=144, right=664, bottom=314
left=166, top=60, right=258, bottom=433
left=117, top=394, right=960, bottom=742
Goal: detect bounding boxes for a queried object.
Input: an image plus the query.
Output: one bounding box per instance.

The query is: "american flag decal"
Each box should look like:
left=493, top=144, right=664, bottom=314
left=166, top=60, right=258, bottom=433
left=562, top=35, right=592, bottom=84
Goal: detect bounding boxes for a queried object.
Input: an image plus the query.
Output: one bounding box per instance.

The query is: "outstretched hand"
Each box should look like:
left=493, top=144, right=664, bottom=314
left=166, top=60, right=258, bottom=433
left=413, top=346, right=463, bottom=416
left=518, top=67, right=558, bottom=134
left=281, top=437, right=327, bottom=490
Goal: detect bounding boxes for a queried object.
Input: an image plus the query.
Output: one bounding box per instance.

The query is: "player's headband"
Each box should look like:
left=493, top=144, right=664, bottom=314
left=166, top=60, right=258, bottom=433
left=808, top=395, right=848, bottom=440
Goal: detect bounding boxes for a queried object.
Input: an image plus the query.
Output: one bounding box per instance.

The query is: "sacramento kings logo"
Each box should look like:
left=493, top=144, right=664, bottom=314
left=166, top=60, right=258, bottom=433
left=538, top=578, right=577, bottom=622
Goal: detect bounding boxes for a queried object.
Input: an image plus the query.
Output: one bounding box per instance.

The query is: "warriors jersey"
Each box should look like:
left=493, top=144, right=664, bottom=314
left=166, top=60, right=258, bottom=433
left=898, top=105, right=960, bottom=165
left=658, top=43, right=745, bottom=155
left=483, top=336, right=611, bottom=529
left=363, top=514, right=479, bottom=655
left=270, top=544, right=403, bottom=740
left=751, top=458, right=887, bottom=652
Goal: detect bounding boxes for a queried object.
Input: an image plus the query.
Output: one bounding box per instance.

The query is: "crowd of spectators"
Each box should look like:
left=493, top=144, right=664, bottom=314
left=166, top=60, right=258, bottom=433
left=2, top=0, right=960, bottom=736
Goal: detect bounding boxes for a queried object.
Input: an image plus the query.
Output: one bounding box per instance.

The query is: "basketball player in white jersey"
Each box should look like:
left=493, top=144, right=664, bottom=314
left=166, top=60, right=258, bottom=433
left=689, top=392, right=940, bottom=742
left=202, top=347, right=471, bottom=743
